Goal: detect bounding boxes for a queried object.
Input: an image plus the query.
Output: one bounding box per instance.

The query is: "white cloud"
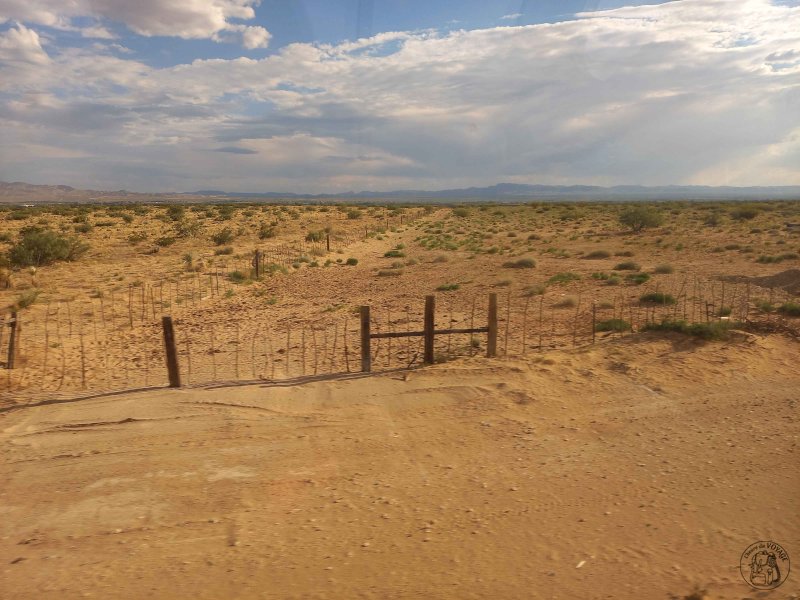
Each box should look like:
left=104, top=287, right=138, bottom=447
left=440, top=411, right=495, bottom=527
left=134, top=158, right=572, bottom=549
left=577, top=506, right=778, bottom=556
left=0, top=22, right=50, bottom=65
left=0, top=0, right=270, bottom=48
left=0, top=0, right=799, bottom=191
left=500, top=13, right=522, bottom=21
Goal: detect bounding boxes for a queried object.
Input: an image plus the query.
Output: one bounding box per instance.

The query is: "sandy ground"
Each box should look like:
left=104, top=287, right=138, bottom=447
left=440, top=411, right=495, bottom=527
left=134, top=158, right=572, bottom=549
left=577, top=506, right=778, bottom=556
left=1, top=331, right=798, bottom=599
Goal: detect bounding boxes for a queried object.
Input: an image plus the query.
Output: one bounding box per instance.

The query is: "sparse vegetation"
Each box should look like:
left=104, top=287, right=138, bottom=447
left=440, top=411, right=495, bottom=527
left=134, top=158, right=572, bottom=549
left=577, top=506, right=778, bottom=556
left=619, top=206, right=664, bottom=232
left=594, top=318, right=631, bottom=332
left=8, top=227, right=89, bottom=267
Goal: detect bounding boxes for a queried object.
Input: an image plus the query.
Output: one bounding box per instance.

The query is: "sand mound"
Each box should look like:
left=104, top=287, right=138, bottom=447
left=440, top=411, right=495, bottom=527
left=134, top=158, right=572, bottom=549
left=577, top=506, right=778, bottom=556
left=746, top=268, right=800, bottom=295
left=1, top=334, right=798, bottom=599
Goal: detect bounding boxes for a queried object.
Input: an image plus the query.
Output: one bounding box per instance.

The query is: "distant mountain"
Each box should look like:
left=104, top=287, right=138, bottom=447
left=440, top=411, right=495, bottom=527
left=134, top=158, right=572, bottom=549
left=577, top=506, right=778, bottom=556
left=189, top=182, right=800, bottom=201
left=2, top=180, right=800, bottom=204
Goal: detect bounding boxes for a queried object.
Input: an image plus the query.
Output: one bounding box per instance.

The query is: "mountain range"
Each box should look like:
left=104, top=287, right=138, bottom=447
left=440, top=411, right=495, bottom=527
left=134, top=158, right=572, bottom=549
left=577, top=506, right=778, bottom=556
left=2, top=181, right=799, bottom=204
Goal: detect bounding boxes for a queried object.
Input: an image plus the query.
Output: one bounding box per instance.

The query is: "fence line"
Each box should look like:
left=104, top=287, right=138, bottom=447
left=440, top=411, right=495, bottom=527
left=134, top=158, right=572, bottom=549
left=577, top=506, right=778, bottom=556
left=1, top=279, right=797, bottom=405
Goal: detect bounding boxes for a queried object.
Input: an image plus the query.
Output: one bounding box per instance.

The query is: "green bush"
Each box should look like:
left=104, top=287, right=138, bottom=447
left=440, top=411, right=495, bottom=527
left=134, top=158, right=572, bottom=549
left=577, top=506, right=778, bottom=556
left=214, top=246, right=234, bottom=255
left=155, top=236, right=176, bottom=247
left=166, top=205, right=185, bottom=222
left=306, top=230, right=325, bottom=242
left=619, top=206, right=664, bottom=232
left=584, top=250, right=611, bottom=259
left=654, top=264, right=674, bottom=274
left=384, top=249, right=406, bottom=258
left=614, top=261, right=640, bottom=271
left=640, top=292, right=676, bottom=304
left=547, top=272, right=580, bottom=284
left=626, top=273, right=650, bottom=285
left=730, top=207, right=758, bottom=221
left=345, top=257, right=358, bottom=266
left=8, top=227, right=89, bottom=267
left=642, top=319, right=737, bottom=340
left=502, top=258, right=536, bottom=269
left=378, top=269, right=403, bottom=277
left=594, top=318, right=631, bottom=332
left=436, top=283, right=460, bottom=291
left=211, top=227, right=235, bottom=245
left=258, top=224, right=275, bottom=240
left=778, top=302, right=800, bottom=317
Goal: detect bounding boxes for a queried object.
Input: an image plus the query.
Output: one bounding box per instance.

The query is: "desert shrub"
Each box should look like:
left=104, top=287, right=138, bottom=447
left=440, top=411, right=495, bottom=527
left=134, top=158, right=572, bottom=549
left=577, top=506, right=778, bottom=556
left=345, top=257, right=358, bottom=266
left=554, top=295, right=577, bottom=308
left=594, top=319, right=631, bottom=332
left=306, top=229, right=325, bottom=242
left=717, top=306, right=732, bottom=317
left=452, top=208, right=469, bottom=218
left=615, top=250, right=635, bottom=257
left=128, top=232, right=147, bottom=244
left=346, top=209, right=361, bottom=220
left=522, top=284, right=546, bottom=296
left=778, top=302, right=800, bottom=317
left=166, top=205, right=185, bottom=222
left=755, top=300, right=774, bottom=313
left=619, top=206, right=663, bottom=232
left=175, top=219, right=201, bottom=238
left=378, top=269, right=403, bottom=277
left=548, top=272, right=581, bottom=284
left=8, top=228, right=89, bottom=267
left=258, top=224, right=275, bottom=239
left=217, top=205, right=235, bottom=221
left=640, top=292, right=676, bottom=305
left=654, top=264, right=674, bottom=274
left=155, top=236, right=176, bottom=247
left=121, top=213, right=134, bottom=224
left=214, top=246, right=234, bottom=255
left=626, top=273, right=651, bottom=285
left=74, top=222, right=92, bottom=234
left=228, top=271, right=249, bottom=284
left=606, top=275, right=622, bottom=286
left=436, top=283, right=460, bottom=291
left=527, top=233, right=541, bottom=241
left=211, top=227, right=235, bottom=245
left=614, top=261, right=640, bottom=271
left=643, top=319, right=737, bottom=340
left=14, top=289, right=40, bottom=310
left=432, top=255, right=449, bottom=263
left=584, top=250, right=611, bottom=259
left=730, top=206, right=758, bottom=221
left=384, top=249, right=406, bottom=258
left=502, top=258, right=536, bottom=269
left=591, top=272, right=610, bottom=280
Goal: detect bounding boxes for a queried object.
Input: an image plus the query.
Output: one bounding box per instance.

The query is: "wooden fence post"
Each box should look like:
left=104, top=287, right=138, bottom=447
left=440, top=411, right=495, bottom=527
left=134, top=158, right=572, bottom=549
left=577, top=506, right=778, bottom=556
left=360, top=306, right=371, bottom=373
left=487, top=293, right=498, bottom=358
left=424, top=295, right=435, bottom=365
left=326, top=232, right=331, bottom=252
left=592, top=302, right=596, bottom=344
left=7, top=311, right=18, bottom=369
left=253, top=250, right=261, bottom=279
left=161, top=316, right=181, bottom=388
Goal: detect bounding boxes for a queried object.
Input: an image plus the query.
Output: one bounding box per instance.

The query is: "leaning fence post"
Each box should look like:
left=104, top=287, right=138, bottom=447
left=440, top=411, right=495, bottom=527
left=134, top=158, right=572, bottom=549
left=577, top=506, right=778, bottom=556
left=424, top=295, right=435, bottom=364
left=360, top=306, right=371, bottom=372
left=7, top=311, right=18, bottom=369
left=487, top=293, right=498, bottom=358
left=161, top=316, right=181, bottom=388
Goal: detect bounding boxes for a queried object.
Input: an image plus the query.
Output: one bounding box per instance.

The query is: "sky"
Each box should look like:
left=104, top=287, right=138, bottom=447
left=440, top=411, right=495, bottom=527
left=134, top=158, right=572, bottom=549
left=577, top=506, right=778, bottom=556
left=0, top=0, right=799, bottom=193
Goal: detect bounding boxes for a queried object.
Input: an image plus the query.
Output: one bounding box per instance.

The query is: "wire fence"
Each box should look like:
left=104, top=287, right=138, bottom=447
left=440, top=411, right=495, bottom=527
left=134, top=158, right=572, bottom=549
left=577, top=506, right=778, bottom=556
left=1, top=276, right=797, bottom=406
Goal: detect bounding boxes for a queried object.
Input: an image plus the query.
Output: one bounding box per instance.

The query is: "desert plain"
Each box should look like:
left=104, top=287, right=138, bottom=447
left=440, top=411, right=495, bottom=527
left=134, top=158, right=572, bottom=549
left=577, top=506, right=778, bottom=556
left=0, top=200, right=798, bottom=599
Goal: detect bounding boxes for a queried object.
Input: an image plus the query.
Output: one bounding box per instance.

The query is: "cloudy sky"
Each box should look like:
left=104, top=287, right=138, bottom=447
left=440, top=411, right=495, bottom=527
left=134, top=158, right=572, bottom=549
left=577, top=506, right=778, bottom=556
left=0, top=0, right=799, bottom=193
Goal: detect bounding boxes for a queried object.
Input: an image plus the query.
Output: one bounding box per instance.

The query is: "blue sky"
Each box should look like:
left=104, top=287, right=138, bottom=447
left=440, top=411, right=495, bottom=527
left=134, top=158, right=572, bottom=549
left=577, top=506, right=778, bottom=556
left=1, top=0, right=799, bottom=192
